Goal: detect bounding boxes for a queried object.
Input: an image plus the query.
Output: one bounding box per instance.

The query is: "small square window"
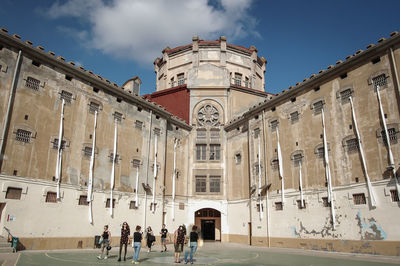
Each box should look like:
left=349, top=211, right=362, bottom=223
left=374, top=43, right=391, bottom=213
left=196, top=129, right=206, bottom=140
left=270, top=120, right=278, bottom=131
left=297, top=200, right=306, bottom=209
left=5, top=187, right=22, bottom=200
left=60, top=90, right=73, bottom=103
left=346, top=138, right=359, bottom=153
left=106, top=198, right=116, bottom=208
left=78, top=195, right=89, bottom=206
left=132, top=159, right=141, bottom=168
left=52, top=138, right=66, bottom=150
left=256, top=203, right=263, bottom=212
left=235, top=153, right=242, bottom=164
left=353, top=193, right=366, bottom=205
left=130, top=201, right=138, bottom=209
left=390, top=190, right=399, bottom=202
left=254, top=128, right=260, bottom=138
left=89, top=102, right=100, bottom=113
left=113, top=112, right=123, bottom=122
left=16, top=129, right=32, bottom=143
left=290, top=111, right=299, bottom=123
left=154, top=128, right=161, bottom=136
left=313, top=101, right=324, bottom=115
left=83, top=146, right=93, bottom=157
left=25, top=76, right=40, bottom=91
left=109, top=153, right=120, bottom=164
left=271, top=159, right=279, bottom=170
left=373, top=74, right=387, bottom=88
left=275, top=202, right=283, bottom=211
left=322, top=197, right=331, bottom=207
left=382, top=128, right=398, bottom=146
left=292, top=153, right=303, bottom=166
left=45, top=192, right=57, bottom=203
left=179, top=203, right=185, bottom=210
left=340, top=89, right=352, bottom=103
left=135, top=120, right=143, bottom=130
left=316, top=147, right=325, bottom=159
left=150, top=203, right=157, bottom=211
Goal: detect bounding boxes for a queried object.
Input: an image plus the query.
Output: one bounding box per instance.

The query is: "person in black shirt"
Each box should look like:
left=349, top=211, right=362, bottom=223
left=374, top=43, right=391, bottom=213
left=184, top=225, right=199, bottom=264
left=160, top=224, right=168, bottom=252
left=97, top=225, right=111, bottom=260
left=132, top=225, right=142, bottom=264
left=118, top=222, right=130, bottom=261
left=146, top=226, right=155, bottom=252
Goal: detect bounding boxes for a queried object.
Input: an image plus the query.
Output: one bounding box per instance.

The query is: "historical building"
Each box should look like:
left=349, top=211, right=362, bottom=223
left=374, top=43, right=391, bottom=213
left=0, top=27, right=399, bottom=255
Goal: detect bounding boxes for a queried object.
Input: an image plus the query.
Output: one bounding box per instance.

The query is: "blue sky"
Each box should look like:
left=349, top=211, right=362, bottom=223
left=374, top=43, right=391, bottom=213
left=0, top=0, right=399, bottom=95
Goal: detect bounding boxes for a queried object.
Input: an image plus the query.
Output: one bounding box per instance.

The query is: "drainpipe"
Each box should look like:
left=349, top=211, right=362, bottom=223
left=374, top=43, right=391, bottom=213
left=262, top=110, right=270, bottom=247
left=388, top=47, right=400, bottom=116
left=246, top=120, right=253, bottom=246
left=162, top=121, right=169, bottom=225
left=144, top=110, right=153, bottom=230
left=0, top=50, right=22, bottom=171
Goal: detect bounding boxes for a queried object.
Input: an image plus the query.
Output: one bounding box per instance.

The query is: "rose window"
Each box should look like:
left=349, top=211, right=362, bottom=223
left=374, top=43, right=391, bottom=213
left=197, top=104, right=219, bottom=126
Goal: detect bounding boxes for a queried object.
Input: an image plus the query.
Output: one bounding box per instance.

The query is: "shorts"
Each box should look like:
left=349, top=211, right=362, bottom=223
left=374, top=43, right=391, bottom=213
left=174, top=243, right=183, bottom=252
left=161, top=237, right=166, bottom=243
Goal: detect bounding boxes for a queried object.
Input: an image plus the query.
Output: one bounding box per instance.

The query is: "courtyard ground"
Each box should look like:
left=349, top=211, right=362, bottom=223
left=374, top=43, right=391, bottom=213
left=2, top=242, right=400, bottom=266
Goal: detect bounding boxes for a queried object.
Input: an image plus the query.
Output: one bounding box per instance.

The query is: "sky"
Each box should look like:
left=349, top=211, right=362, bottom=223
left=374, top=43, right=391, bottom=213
left=0, top=0, right=399, bottom=95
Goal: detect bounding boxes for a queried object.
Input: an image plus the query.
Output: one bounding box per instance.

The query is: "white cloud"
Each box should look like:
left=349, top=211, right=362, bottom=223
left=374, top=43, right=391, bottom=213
left=45, top=0, right=257, bottom=63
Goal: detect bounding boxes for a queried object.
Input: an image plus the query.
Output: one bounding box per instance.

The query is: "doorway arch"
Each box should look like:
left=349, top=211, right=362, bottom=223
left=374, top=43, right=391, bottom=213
left=195, top=208, right=221, bottom=241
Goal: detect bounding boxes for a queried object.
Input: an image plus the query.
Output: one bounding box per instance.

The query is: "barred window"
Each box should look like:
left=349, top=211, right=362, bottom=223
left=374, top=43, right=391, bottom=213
left=275, top=202, right=283, bottom=211
left=179, top=202, right=185, bottom=210
left=150, top=203, right=157, bottom=211
left=390, top=190, right=399, bottom=202
left=254, top=128, right=260, bottom=139
left=292, top=153, right=303, bottom=166
left=316, top=147, right=325, bottom=159
left=322, top=197, right=331, bottom=207
left=210, top=129, right=220, bottom=139
left=5, top=187, right=22, bottom=200
left=45, top=192, right=57, bottom=203
left=271, top=158, right=279, bottom=170
left=177, top=73, right=184, bottom=86
left=195, top=176, right=207, bottom=193
left=154, top=128, right=161, bottom=136
left=109, top=153, right=120, bottom=164
left=234, top=73, right=242, bottom=86
left=78, top=195, right=89, bottom=206
left=235, top=153, right=242, bottom=164
left=313, top=100, right=324, bottom=115
left=16, top=129, right=31, bottom=143
left=210, top=176, right=221, bottom=193
left=113, top=112, right=123, bottom=122
left=196, top=129, right=206, bottom=140
left=89, top=102, right=100, bottom=113
left=340, top=89, right=352, bottom=103
left=209, top=144, right=220, bottom=160
left=270, top=120, right=278, bottom=131
left=129, top=201, right=137, bottom=209
left=256, top=203, right=263, bottom=212
left=254, top=163, right=261, bottom=175
left=135, top=120, right=143, bottom=130
left=297, top=200, right=306, bottom=209
left=346, top=138, right=359, bottom=152
left=52, top=138, right=66, bottom=150
left=373, top=74, right=387, bottom=88
left=353, top=193, right=366, bottom=205
left=382, top=128, right=398, bottom=146
left=25, top=76, right=40, bottom=91
left=60, top=90, right=73, bottom=103
left=290, top=111, right=299, bottom=123
left=106, top=198, right=116, bottom=208
left=132, top=159, right=140, bottom=168
left=196, top=144, right=206, bottom=161
left=83, top=146, right=92, bottom=157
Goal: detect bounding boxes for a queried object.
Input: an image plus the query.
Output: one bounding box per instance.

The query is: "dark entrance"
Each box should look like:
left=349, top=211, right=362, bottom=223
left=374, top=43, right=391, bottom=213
left=201, top=219, right=215, bottom=240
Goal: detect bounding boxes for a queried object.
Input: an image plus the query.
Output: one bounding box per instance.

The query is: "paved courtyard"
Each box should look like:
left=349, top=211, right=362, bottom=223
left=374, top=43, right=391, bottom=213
left=4, top=242, right=400, bottom=266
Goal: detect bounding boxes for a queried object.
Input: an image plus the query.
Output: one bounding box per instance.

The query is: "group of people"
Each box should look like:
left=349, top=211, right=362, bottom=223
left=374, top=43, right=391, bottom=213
left=97, top=223, right=199, bottom=264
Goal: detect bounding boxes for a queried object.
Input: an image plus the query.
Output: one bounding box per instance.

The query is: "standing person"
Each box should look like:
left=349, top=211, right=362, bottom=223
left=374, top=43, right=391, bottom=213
left=174, top=226, right=185, bottom=263
left=160, top=224, right=168, bottom=252
left=118, top=222, right=130, bottom=261
left=132, top=225, right=142, bottom=264
left=97, top=225, right=111, bottom=260
left=146, top=226, right=155, bottom=252
left=184, top=225, right=199, bottom=264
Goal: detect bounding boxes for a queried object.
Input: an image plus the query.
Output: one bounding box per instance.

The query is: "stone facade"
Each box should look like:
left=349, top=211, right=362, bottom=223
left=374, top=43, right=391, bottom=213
left=0, top=27, right=400, bottom=255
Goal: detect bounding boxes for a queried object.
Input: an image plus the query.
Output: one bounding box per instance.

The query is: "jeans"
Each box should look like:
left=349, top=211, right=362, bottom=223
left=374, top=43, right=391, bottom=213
left=184, top=242, right=198, bottom=263
left=133, top=242, right=141, bottom=262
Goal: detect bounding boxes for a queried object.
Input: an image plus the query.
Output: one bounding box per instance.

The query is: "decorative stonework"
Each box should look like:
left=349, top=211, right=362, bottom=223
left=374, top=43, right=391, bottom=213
left=197, top=104, right=220, bottom=126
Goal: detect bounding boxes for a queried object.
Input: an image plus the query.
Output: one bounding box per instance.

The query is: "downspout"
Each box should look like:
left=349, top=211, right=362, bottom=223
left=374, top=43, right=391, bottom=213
left=246, top=120, right=253, bottom=246
left=0, top=50, right=22, bottom=171
left=144, top=110, right=153, bottom=230
left=162, top=121, right=169, bottom=225
left=262, top=110, right=270, bottom=247
left=388, top=47, right=400, bottom=116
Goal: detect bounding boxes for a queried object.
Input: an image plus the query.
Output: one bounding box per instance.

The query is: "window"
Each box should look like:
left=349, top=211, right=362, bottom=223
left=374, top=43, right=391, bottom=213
left=65, top=75, right=73, bottom=81
left=353, top=193, right=366, bottom=205
left=25, top=76, right=40, bottom=91
left=275, top=202, right=283, bottom=211
left=179, top=202, right=185, bottom=210
left=270, top=120, right=278, bottom=131
left=244, top=77, right=249, bottom=88
left=210, top=176, right=221, bottom=192
left=78, top=195, right=89, bottom=206
left=106, top=198, right=116, bottom=208
left=371, top=57, right=381, bottom=64
left=177, top=73, right=184, bottom=86
left=170, top=77, right=175, bottom=87
left=313, top=100, right=324, bottom=115
left=297, top=200, right=306, bottom=209
left=89, top=102, right=100, bottom=113
left=129, top=201, right=137, bottom=209
left=196, top=144, right=206, bottom=160
left=254, top=163, right=261, bottom=175
left=83, top=146, right=94, bottom=157
left=292, top=153, right=303, bottom=166
left=256, top=203, right=263, bottom=212
left=340, top=89, right=352, bottom=103
left=195, top=176, right=207, bottom=193
left=254, top=128, right=260, bottom=138
left=32, top=60, right=41, bottom=67
left=60, top=90, right=73, bottom=103
left=5, top=187, right=22, bottom=200
left=210, top=129, right=220, bottom=139
left=45, top=192, right=57, bottom=203
left=373, top=74, right=387, bottom=88
left=290, top=111, right=299, bottom=123
left=235, top=153, right=242, bottom=164
left=234, top=73, right=242, bottom=86
left=382, top=128, right=398, bottom=146
left=132, top=159, right=140, bottom=168
left=113, top=112, right=123, bottom=122
left=209, top=144, right=220, bottom=160
left=322, top=197, right=331, bottom=207
left=154, top=128, right=161, bottom=136
left=316, top=147, right=325, bottom=159
left=135, top=120, right=143, bottom=130
left=271, top=158, right=279, bottom=170
left=109, top=153, right=120, bottom=164
left=196, top=129, right=206, bottom=140
left=150, top=203, right=157, bottom=211
left=16, top=129, right=32, bottom=143
left=52, top=138, right=66, bottom=150
left=346, top=138, right=359, bottom=153
left=390, top=190, right=399, bottom=202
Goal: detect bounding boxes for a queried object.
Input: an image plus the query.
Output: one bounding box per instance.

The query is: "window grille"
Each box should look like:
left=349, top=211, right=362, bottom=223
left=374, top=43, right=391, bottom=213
left=290, top=111, right=299, bottom=123
left=254, top=128, right=260, bottom=138
left=373, top=74, right=387, bottom=88
left=45, top=192, right=57, bottom=203
left=129, top=201, right=137, bottom=209
left=235, top=153, right=242, bottom=164
left=313, top=100, right=324, bottom=115
left=210, top=176, right=221, bottom=192
left=346, top=138, right=359, bottom=152
left=177, top=73, right=184, bottom=86
left=292, top=153, right=303, bottom=166
left=256, top=203, right=263, bottom=212
left=209, top=144, right=220, bottom=160
left=52, top=138, right=66, bottom=150
left=390, top=190, right=399, bottom=202
left=322, top=197, right=331, bottom=207
left=275, top=202, right=283, bottom=211
left=16, top=129, right=31, bottom=143
left=83, top=146, right=92, bottom=157
left=109, top=153, right=120, bottom=164
left=234, top=73, right=242, bottom=86
left=316, top=147, right=325, bottom=159
left=270, top=120, right=279, bottom=131
left=135, top=120, right=143, bottom=130
left=210, top=129, right=220, bottom=139
left=89, top=102, right=100, bottom=113
left=106, top=198, right=116, bottom=208
left=154, top=128, right=161, bottom=136
left=78, top=195, right=89, bottom=205
left=196, top=144, right=206, bottom=160
left=353, top=193, right=366, bottom=205
left=254, top=163, right=261, bottom=175
left=195, top=176, right=207, bottom=193
left=150, top=203, right=157, bottom=211
left=297, top=200, right=306, bottom=209
left=113, top=112, right=123, bottom=122
left=196, top=129, right=206, bottom=140
left=244, top=77, right=249, bottom=88
left=382, top=128, right=398, bottom=146
left=5, top=187, right=22, bottom=200
left=340, top=89, right=352, bottom=103
left=132, top=159, right=140, bottom=168
left=179, top=202, right=185, bottom=210
left=271, top=159, right=279, bottom=170
left=61, top=90, right=73, bottom=103
left=26, top=76, right=40, bottom=91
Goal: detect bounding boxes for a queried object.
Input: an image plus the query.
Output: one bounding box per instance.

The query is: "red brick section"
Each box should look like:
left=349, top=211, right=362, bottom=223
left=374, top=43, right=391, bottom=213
left=143, top=85, right=190, bottom=124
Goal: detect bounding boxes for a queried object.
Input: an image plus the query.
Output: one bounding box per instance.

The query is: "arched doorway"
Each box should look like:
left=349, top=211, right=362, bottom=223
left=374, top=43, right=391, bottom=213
left=195, top=208, right=221, bottom=241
